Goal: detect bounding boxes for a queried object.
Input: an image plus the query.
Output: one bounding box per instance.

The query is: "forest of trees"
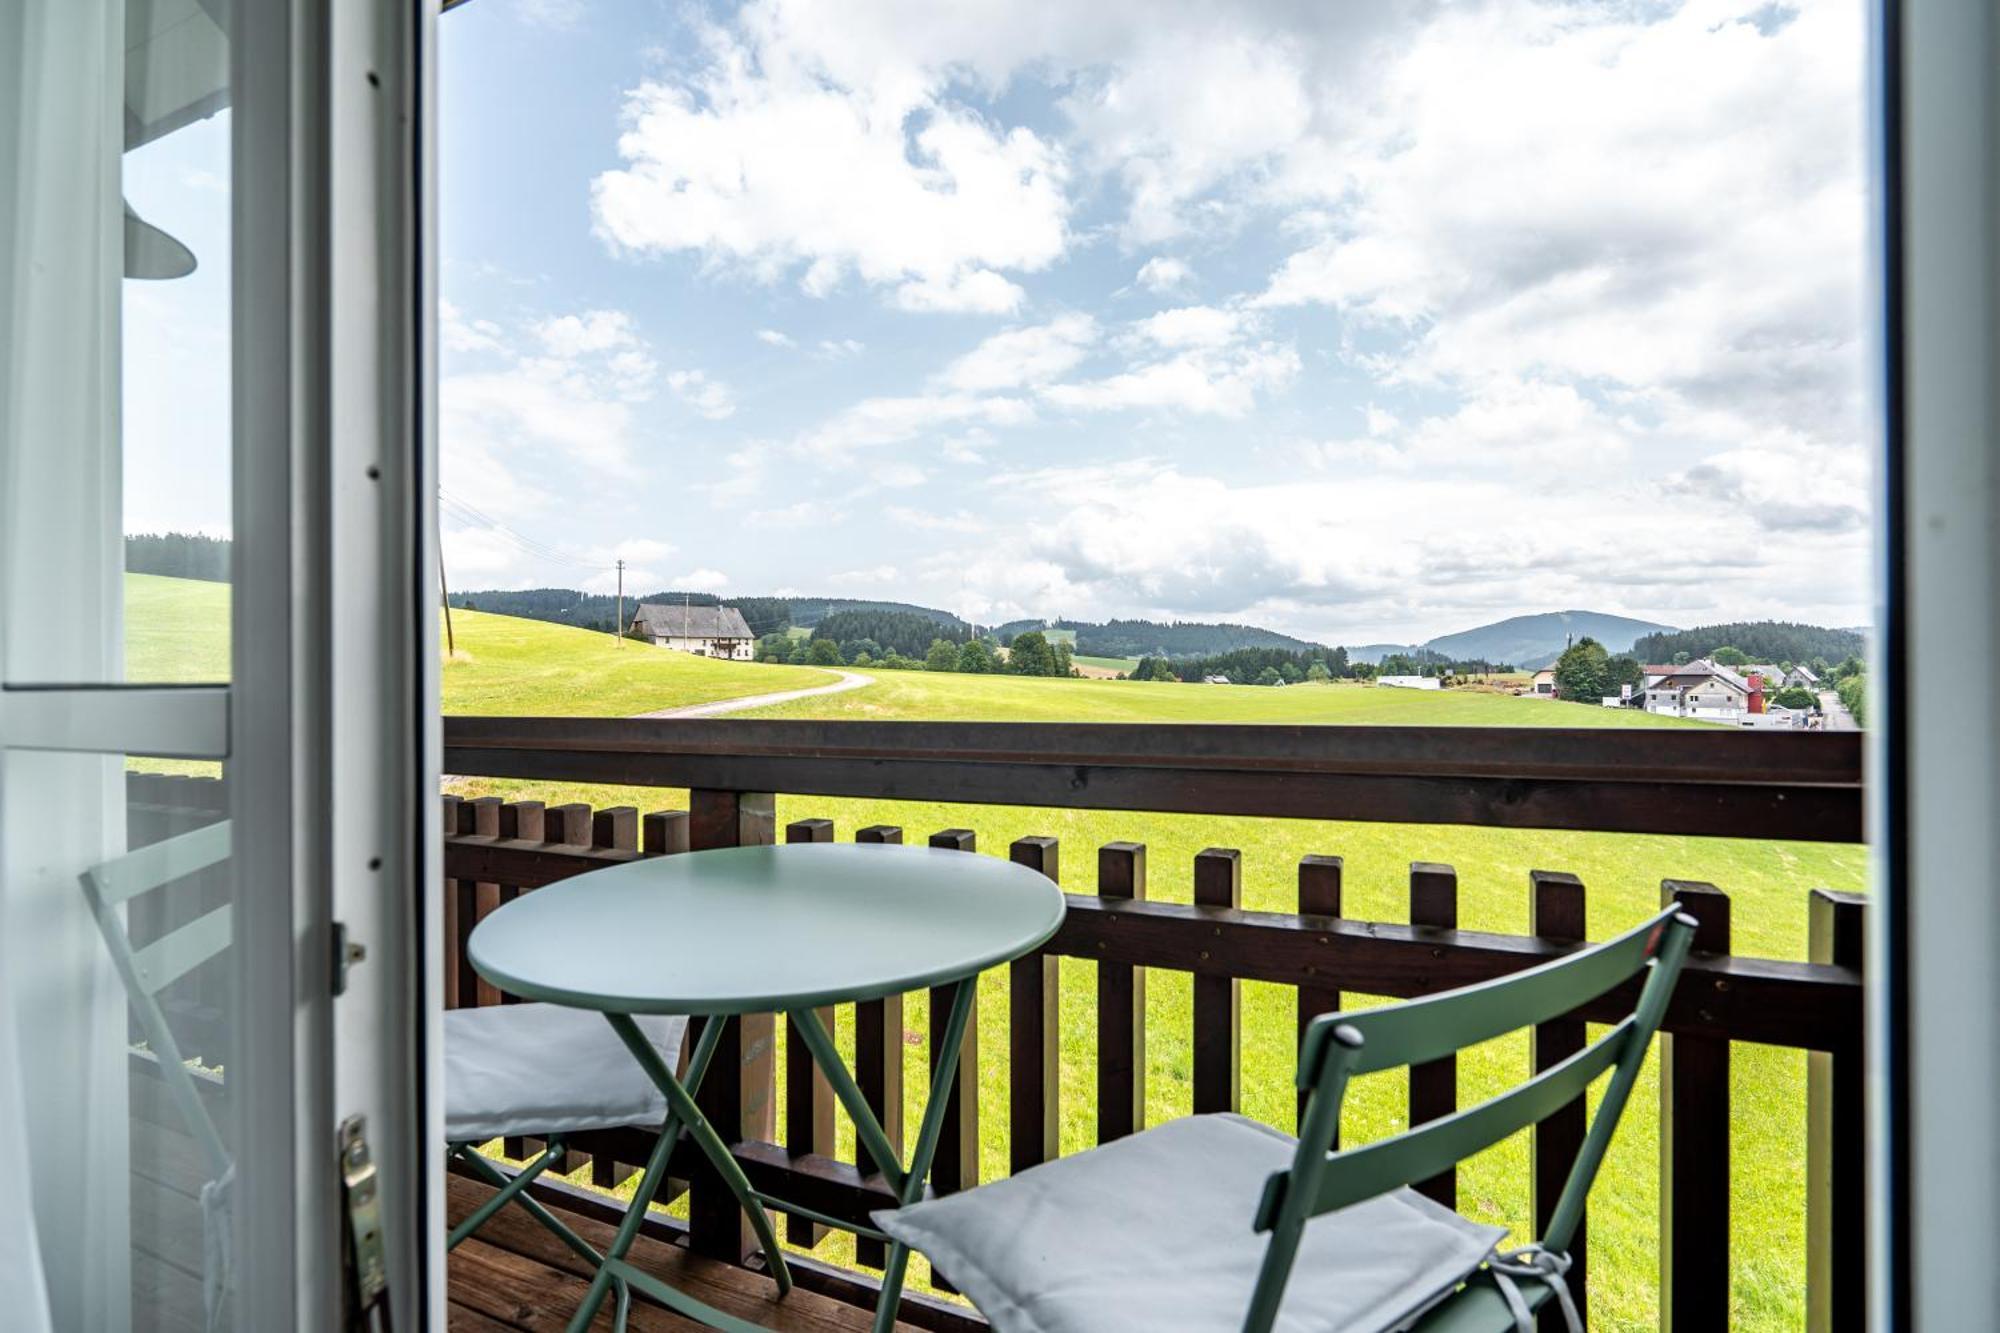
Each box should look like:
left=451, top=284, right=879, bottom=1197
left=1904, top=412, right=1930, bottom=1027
left=449, top=588, right=790, bottom=636
left=1129, top=644, right=1353, bottom=685
left=811, top=609, right=968, bottom=659
left=995, top=617, right=1324, bottom=660
left=787, top=597, right=969, bottom=634
left=1630, top=621, right=1865, bottom=666
left=126, top=532, right=230, bottom=582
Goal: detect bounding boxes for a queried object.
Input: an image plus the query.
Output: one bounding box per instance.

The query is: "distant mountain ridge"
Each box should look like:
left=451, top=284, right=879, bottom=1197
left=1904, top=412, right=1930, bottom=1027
left=454, top=588, right=1855, bottom=675
left=994, top=617, right=1323, bottom=660
left=1347, top=610, right=1679, bottom=670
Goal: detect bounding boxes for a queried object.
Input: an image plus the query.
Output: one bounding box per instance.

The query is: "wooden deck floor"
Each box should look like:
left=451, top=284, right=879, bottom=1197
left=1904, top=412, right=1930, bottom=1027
left=446, top=1175, right=926, bottom=1332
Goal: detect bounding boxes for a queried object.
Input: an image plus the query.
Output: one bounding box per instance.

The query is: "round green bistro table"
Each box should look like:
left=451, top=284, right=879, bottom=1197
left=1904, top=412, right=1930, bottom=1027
left=467, top=840, right=1067, bottom=1333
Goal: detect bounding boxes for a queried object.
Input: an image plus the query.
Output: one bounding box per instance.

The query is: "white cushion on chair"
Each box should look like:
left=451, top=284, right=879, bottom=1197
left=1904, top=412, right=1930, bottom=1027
left=444, top=1003, right=687, bottom=1143
left=874, top=1114, right=1504, bottom=1333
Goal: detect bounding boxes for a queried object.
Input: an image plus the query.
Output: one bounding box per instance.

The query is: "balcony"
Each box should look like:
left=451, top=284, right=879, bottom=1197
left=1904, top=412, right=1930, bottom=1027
left=422, top=716, right=1867, bottom=1331
left=115, top=719, right=1863, bottom=1330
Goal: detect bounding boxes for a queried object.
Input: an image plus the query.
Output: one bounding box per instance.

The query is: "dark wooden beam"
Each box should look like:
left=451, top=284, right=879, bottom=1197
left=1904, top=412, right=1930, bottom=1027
left=442, top=717, right=1863, bottom=843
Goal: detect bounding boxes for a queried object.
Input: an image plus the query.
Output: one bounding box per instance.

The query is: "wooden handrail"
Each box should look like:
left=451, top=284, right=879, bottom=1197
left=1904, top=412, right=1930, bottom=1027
left=443, top=717, right=1863, bottom=841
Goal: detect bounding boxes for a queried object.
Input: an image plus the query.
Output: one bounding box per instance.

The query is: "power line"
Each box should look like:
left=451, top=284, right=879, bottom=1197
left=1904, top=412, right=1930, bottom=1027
left=437, top=489, right=615, bottom=573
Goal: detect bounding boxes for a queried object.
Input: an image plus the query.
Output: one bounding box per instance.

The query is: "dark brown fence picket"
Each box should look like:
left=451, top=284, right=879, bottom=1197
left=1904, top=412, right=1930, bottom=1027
left=1008, top=837, right=1060, bottom=1177
left=781, top=817, right=837, bottom=1244
left=1095, top=842, right=1147, bottom=1145
left=1530, top=869, right=1590, bottom=1329
left=1295, top=855, right=1343, bottom=1136
left=1660, top=881, right=1733, bottom=1330
left=1191, top=847, right=1242, bottom=1116
left=851, top=825, right=905, bottom=1269
left=1807, top=889, right=1866, bottom=1333
left=1407, top=862, right=1459, bottom=1208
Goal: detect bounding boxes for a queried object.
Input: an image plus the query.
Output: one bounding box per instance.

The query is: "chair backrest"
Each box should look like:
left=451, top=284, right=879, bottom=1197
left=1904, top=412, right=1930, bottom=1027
left=1243, top=904, right=1697, bottom=1330
left=79, top=820, right=234, bottom=1181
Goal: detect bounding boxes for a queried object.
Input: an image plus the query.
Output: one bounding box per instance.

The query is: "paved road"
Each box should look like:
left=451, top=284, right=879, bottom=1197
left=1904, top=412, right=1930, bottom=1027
left=633, top=669, right=875, bottom=719
left=1818, top=689, right=1858, bottom=731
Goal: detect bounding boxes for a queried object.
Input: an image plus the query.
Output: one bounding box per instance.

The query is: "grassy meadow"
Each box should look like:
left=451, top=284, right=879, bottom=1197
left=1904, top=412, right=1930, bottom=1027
left=125, top=577, right=1858, bottom=1326
left=434, top=608, right=1860, bottom=1331
left=125, top=572, right=231, bottom=682
left=438, top=604, right=830, bottom=714
left=740, top=663, right=1699, bottom=727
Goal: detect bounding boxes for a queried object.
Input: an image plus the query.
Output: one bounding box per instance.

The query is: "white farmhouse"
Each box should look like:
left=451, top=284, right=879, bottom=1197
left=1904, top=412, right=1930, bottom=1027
left=1640, top=659, right=1754, bottom=720
left=630, top=602, right=757, bottom=660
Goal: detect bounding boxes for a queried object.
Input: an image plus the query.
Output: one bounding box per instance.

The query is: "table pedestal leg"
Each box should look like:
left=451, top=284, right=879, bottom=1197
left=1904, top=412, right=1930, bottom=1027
left=789, top=978, right=980, bottom=1333
left=565, top=1013, right=795, bottom=1333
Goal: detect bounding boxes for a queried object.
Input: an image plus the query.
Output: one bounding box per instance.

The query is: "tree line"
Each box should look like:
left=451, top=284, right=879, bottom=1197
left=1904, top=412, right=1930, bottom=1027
left=1630, top=620, right=1865, bottom=667
left=758, top=627, right=1076, bottom=676
left=126, top=532, right=230, bottom=582
left=995, top=616, right=1323, bottom=660
left=1120, top=644, right=1519, bottom=686
left=810, top=609, right=967, bottom=658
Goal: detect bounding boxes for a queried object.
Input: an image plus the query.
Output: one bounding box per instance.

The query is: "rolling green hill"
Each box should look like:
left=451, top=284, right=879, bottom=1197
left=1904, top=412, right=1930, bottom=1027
left=123, top=573, right=831, bottom=714
left=1353, top=610, right=1678, bottom=670
left=439, top=609, right=831, bottom=716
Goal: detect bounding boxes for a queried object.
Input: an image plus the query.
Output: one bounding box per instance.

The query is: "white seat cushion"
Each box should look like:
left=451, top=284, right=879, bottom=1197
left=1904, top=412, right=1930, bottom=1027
left=875, top=1114, right=1505, bottom=1333
left=444, top=1003, right=687, bottom=1143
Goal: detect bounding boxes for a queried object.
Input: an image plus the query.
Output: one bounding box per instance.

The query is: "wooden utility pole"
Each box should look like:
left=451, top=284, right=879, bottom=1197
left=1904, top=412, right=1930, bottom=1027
left=615, top=559, right=625, bottom=648
left=439, top=551, right=456, bottom=656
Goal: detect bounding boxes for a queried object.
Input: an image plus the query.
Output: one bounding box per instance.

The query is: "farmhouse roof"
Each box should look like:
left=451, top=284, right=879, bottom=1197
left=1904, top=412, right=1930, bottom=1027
left=632, top=602, right=754, bottom=641
left=1647, top=659, right=1752, bottom=694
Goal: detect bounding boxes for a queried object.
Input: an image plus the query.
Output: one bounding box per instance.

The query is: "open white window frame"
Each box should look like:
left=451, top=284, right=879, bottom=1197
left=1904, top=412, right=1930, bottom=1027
left=0, top=1, right=438, bottom=1327
left=1872, top=0, right=2000, bottom=1327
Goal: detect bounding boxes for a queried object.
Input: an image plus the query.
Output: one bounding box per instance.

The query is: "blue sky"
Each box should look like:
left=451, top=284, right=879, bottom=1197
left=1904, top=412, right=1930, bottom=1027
left=127, top=0, right=1865, bottom=648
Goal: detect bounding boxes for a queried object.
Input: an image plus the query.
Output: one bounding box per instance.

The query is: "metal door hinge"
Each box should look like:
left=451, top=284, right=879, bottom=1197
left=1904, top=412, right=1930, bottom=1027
left=333, top=921, right=367, bottom=996
left=340, top=1115, right=391, bottom=1329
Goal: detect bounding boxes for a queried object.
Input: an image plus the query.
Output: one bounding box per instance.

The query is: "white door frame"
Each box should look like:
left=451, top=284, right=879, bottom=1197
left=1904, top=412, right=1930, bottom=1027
left=234, top=0, right=440, bottom=1326
left=1871, top=0, right=2000, bottom=1327
left=0, top=0, right=439, bottom=1325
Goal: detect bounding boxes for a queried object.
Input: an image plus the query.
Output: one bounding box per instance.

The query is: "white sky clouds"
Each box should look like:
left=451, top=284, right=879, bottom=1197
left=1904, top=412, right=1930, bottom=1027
left=440, top=0, right=1874, bottom=642
left=591, top=13, right=1071, bottom=313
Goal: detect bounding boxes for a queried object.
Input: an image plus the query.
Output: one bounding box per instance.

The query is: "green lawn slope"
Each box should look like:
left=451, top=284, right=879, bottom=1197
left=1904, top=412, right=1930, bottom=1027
left=121, top=572, right=833, bottom=714
left=125, top=572, right=231, bottom=682
left=737, top=666, right=1708, bottom=727
left=440, top=607, right=830, bottom=716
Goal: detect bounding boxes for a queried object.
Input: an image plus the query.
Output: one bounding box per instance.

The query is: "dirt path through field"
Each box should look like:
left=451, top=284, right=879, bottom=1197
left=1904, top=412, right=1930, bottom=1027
left=631, top=669, right=874, bottom=719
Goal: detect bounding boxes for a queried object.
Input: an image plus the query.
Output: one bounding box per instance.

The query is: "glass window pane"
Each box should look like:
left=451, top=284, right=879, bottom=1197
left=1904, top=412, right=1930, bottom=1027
left=3, top=750, right=236, bottom=1332
left=2, top=0, right=232, bottom=686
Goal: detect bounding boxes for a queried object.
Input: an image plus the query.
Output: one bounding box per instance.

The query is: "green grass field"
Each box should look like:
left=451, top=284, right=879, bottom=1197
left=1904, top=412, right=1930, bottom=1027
left=1071, top=653, right=1140, bottom=673
left=124, top=572, right=231, bottom=682
left=739, top=664, right=1703, bottom=728
left=439, top=606, right=829, bottom=715
left=126, top=580, right=1857, bottom=1326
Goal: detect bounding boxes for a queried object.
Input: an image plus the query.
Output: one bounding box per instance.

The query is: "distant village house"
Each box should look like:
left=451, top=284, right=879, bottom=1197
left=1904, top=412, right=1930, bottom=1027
left=630, top=602, right=756, bottom=660
left=1638, top=659, right=1816, bottom=728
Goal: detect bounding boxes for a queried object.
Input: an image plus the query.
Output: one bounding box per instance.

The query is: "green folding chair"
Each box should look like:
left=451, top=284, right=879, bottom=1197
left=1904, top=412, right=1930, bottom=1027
left=875, top=904, right=1697, bottom=1333
left=80, top=821, right=236, bottom=1333
left=85, top=822, right=693, bottom=1333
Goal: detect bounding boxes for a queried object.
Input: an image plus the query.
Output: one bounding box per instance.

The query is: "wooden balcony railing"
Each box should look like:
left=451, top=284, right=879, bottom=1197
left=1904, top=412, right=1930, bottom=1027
left=440, top=717, right=1868, bottom=1333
